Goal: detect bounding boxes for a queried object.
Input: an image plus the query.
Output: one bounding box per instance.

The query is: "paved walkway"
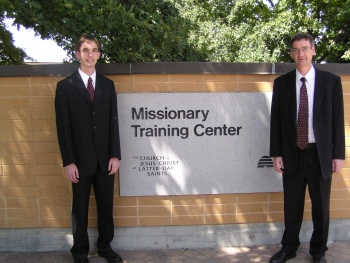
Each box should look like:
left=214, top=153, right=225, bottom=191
left=0, top=240, right=349, bottom=263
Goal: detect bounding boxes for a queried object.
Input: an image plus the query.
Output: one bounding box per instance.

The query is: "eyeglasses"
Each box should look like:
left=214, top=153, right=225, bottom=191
left=291, top=46, right=312, bottom=54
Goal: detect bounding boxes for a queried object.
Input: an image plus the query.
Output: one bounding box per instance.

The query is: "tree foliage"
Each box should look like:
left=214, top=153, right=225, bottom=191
left=1, top=0, right=350, bottom=64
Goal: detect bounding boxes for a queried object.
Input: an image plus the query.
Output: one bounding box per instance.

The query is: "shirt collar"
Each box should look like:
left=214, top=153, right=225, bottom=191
left=78, top=68, right=97, bottom=88
left=296, top=66, right=315, bottom=84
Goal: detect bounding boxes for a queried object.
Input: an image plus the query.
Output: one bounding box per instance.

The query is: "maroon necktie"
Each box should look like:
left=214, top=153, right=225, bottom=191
left=87, top=77, right=94, bottom=102
left=297, top=77, right=308, bottom=150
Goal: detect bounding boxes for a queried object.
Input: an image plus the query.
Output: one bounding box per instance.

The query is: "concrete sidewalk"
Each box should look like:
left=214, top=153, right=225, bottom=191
left=0, top=240, right=349, bottom=263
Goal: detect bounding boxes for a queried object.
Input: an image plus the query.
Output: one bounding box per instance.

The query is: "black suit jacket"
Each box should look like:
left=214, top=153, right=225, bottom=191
left=55, top=71, right=121, bottom=176
left=270, top=67, right=345, bottom=180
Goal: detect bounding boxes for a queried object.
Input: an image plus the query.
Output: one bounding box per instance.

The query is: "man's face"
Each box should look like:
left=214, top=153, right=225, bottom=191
left=290, top=39, right=315, bottom=68
left=75, top=41, right=100, bottom=69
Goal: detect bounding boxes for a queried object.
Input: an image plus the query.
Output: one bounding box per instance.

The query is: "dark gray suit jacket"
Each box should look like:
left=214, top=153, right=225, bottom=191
left=270, top=67, right=345, bottom=180
left=55, top=71, right=121, bottom=176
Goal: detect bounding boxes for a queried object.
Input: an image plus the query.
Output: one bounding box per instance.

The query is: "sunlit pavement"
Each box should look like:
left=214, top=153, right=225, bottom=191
left=0, top=240, right=349, bottom=262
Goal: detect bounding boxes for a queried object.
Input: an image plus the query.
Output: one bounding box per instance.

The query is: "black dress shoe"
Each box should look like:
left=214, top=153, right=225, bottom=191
left=98, top=250, right=123, bottom=263
left=313, top=256, right=327, bottom=263
left=74, top=259, right=89, bottom=263
left=269, top=250, right=296, bottom=263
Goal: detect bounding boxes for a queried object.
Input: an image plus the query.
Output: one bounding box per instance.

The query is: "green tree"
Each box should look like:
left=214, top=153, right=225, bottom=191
left=1, top=0, right=350, bottom=64
left=0, top=1, right=31, bottom=65
left=4, top=0, right=205, bottom=63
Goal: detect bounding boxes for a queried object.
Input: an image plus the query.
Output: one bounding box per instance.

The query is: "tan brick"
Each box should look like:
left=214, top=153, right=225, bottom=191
left=88, top=218, right=97, bottom=227
left=107, top=75, right=134, bottom=83
left=0, top=120, right=31, bottom=131
left=0, top=198, right=5, bottom=208
left=37, top=185, right=70, bottom=197
left=36, top=175, right=69, bottom=187
left=268, top=202, right=283, bottom=212
left=0, top=97, right=31, bottom=108
left=33, top=130, right=57, bottom=142
left=204, top=74, right=239, bottom=82
left=30, top=76, right=64, bottom=85
left=330, top=209, right=350, bottom=218
left=237, top=193, right=269, bottom=203
left=7, top=208, right=39, bottom=218
left=236, top=203, right=268, bottom=214
left=2, top=154, right=35, bottom=165
left=40, top=207, right=71, bottom=218
left=0, top=219, right=7, bottom=228
left=115, top=83, right=134, bottom=93
left=172, top=195, right=204, bottom=205
left=34, top=142, right=60, bottom=153
left=32, top=120, right=56, bottom=131
left=239, top=82, right=273, bottom=92
left=4, top=176, right=36, bottom=187
left=1, top=131, right=33, bottom=142
left=269, top=192, right=284, bottom=202
left=239, top=74, right=273, bottom=83
left=134, top=75, right=169, bottom=82
left=139, top=216, right=172, bottom=226
left=114, top=196, right=137, bottom=206
left=267, top=212, right=284, bottom=222
left=0, top=77, right=30, bottom=85
left=236, top=213, right=267, bottom=223
left=1, top=142, right=34, bottom=154
left=205, top=204, right=235, bottom=215
left=0, top=108, right=32, bottom=120
left=172, top=205, right=204, bottom=216
left=31, top=84, right=56, bottom=96
left=331, top=199, right=350, bottom=209
left=331, top=189, right=350, bottom=199
left=170, top=75, right=203, bottom=82
left=138, top=196, right=171, bottom=206
left=40, top=218, right=71, bottom=228
left=7, top=218, right=40, bottom=228
left=204, top=82, right=238, bottom=92
left=6, top=197, right=38, bottom=208
left=31, top=97, right=54, bottom=108
left=204, top=194, right=236, bottom=204
left=0, top=85, right=30, bottom=96
left=114, top=207, right=138, bottom=217
left=35, top=153, right=62, bottom=164
left=115, top=217, right=138, bottom=227
left=32, top=107, right=55, bottom=120
left=35, top=164, right=63, bottom=176
left=170, top=82, right=203, bottom=92
left=205, top=214, right=235, bottom=224
left=5, top=187, right=37, bottom=197
left=38, top=197, right=71, bottom=208
left=134, top=82, right=169, bottom=93
left=172, top=215, right=204, bottom=225
left=3, top=165, right=36, bottom=176
left=139, top=206, right=171, bottom=217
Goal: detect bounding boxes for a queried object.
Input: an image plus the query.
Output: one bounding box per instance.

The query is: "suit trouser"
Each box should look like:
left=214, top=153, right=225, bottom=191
left=281, top=146, right=331, bottom=257
left=70, top=169, right=115, bottom=260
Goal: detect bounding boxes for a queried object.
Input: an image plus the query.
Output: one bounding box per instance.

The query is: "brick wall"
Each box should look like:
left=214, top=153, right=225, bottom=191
left=0, top=69, right=349, bottom=229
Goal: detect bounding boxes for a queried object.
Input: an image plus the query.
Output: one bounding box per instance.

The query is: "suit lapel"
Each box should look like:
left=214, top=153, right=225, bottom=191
left=94, top=74, right=103, bottom=104
left=313, top=68, right=325, bottom=122
left=72, top=71, right=93, bottom=104
left=286, top=70, right=297, bottom=127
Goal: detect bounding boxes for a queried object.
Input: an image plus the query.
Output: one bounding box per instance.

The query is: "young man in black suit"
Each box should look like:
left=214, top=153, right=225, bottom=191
left=269, top=32, right=345, bottom=263
left=55, top=34, right=122, bottom=263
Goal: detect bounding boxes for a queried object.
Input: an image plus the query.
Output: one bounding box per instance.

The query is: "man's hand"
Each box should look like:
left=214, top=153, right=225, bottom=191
left=64, top=163, right=79, bottom=183
left=108, top=157, right=120, bottom=175
left=332, top=159, right=344, bottom=173
left=273, top=157, right=284, bottom=173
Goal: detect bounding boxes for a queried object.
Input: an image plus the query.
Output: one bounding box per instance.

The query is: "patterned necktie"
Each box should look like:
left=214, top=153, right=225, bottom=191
left=297, top=77, right=308, bottom=150
left=87, top=77, right=94, bottom=102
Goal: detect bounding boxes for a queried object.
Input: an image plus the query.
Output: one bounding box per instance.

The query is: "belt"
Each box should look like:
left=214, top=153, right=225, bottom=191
left=298, top=143, right=316, bottom=150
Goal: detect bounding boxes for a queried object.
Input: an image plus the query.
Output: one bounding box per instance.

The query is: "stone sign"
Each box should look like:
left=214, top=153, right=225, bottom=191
left=117, top=93, right=282, bottom=196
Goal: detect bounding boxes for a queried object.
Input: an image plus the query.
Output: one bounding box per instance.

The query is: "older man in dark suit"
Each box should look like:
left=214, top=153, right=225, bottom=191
left=269, top=32, right=345, bottom=263
left=55, top=34, right=122, bottom=263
